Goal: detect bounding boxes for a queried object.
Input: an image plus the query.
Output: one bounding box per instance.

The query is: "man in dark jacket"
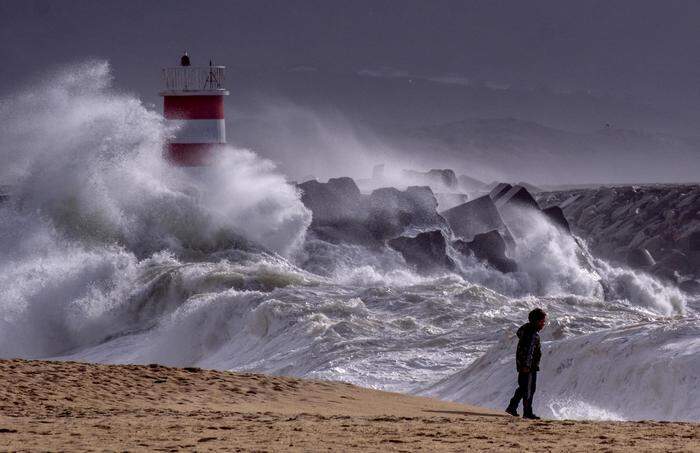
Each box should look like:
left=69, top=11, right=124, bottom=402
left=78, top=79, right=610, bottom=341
left=506, top=308, right=546, bottom=419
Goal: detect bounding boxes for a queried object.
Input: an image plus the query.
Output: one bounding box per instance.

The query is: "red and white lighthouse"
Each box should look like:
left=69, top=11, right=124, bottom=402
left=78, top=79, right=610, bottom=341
left=160, top=57, right=229, bottom=166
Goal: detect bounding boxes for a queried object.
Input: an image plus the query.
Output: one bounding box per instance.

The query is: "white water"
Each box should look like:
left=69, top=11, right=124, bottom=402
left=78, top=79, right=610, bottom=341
left=0, top=61, right=697, bottom=421
left=423, top=318, right=700, bottom=421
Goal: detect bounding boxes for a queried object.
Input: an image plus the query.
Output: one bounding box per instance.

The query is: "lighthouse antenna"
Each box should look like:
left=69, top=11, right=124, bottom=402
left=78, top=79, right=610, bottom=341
left=205, top=67, right=221, bottom=90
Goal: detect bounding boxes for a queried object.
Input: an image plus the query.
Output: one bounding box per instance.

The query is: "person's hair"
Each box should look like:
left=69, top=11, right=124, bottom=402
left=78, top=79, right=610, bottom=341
left=528, top=308, right=547, bottom=323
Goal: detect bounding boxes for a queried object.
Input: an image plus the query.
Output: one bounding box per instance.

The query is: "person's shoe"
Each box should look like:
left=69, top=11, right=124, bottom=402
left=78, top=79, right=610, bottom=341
left=522, top=413, right=541, bottom=420
left=505, top=406, right=519, bottom=417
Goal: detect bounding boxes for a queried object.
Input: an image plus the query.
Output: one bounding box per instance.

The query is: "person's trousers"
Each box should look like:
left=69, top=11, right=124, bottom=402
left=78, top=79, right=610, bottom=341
left=508, top=371, right=537, bottom=414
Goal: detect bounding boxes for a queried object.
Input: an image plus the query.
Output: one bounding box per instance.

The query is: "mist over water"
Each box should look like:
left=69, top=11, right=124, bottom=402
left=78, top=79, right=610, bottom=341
left=0, top=61, right=310, bottom=355
left=0, top=61, right=697, bottom=422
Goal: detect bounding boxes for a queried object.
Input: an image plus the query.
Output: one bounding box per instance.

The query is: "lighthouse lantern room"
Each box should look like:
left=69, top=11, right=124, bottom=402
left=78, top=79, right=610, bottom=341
left=160, top=55, right=229, bottom=166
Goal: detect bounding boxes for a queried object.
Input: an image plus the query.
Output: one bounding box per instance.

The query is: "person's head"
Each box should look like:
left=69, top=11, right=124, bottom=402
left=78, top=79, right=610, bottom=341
left=528, top=308, right=547, bottom=331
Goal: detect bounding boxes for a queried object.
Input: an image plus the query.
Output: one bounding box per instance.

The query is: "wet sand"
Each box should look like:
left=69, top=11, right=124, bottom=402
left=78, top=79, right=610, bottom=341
left=0, top=359, right=697, bottom=452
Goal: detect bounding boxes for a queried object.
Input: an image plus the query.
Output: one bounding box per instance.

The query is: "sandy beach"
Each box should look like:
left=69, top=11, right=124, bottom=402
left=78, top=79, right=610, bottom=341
left=0, top=359, right=696, bottom=452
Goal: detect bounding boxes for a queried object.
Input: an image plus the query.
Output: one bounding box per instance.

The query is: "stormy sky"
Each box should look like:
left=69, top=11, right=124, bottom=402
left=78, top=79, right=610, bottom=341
left=2, top=0, right=700, bottom=183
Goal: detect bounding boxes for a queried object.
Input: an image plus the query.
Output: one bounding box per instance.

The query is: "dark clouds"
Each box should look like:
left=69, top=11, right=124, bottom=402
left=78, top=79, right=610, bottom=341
left=1, top=0, right=699, bottom=183
left=3, top=0, right=700, bottom=104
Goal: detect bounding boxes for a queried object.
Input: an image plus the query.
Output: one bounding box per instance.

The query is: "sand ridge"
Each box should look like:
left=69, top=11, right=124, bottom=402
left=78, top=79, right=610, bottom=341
left=0, top=359, right=697, bottom=452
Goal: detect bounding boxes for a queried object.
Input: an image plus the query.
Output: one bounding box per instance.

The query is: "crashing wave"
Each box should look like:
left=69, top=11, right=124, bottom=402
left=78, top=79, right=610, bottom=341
left=0, top=60, right=697, bottom=422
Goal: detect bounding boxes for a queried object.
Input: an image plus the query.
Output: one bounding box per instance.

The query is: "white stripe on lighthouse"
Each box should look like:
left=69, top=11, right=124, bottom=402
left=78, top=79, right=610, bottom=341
left=166, top=119, right=226, bottom=144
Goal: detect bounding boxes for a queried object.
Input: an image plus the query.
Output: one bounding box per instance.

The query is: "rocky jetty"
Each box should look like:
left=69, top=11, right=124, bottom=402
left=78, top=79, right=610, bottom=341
left=298, top=177, right=378, bottom=246
left=298, top=176, right=582, bottom=276
left=297, top=179, right=450, bottom=248
left=538, top=184, right=700, bottom=290
left=454, top=230, right=517, bottom=273
left=541, top=205, right=571, bottom=233
left=296, top=176, right=700, bottom=290
left=366, top=186, right=448, bottom=240
left=298, top=177, right=365, bottom=225
left=388, top=230, right=455, bottom=273
left=492, top=185, right=540, bottom=211
left=440, top=195, right=512, bottom=243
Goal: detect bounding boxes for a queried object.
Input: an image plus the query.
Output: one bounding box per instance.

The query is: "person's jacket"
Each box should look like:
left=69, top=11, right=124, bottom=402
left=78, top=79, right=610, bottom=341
left=516, top=322, right=541, bottom=372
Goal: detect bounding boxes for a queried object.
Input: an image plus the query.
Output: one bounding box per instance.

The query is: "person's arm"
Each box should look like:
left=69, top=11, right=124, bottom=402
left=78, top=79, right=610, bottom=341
left=516, top=333, right=527, bottom=372
left=524, top=331, right=537, bottom=371
left=517, top=329, right=536, bottom=373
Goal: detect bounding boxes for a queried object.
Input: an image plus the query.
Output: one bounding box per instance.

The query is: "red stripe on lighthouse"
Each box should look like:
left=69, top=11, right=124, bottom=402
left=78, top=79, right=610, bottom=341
left=163, top=96, right=225, bottom=120
left=162, top=94, right=226, bottom=165
left=166, top=143, right=223, bottom=166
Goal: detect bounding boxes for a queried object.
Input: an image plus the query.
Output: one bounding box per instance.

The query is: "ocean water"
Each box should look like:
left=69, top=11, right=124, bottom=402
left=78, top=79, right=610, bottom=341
left=1, top=62, right=697, bottom=422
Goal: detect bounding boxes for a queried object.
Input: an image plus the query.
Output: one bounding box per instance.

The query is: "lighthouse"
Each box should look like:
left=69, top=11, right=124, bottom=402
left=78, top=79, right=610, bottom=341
left=160, top=55, right=229, bottom=166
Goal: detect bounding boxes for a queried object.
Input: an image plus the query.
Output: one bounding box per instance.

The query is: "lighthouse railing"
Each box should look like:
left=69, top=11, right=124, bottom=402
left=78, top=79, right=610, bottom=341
left=162, top=66, right=226, bottom=92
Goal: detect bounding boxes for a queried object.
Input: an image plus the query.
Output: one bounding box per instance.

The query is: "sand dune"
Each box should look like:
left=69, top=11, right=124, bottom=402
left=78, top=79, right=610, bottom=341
left=0, top=359, right=697, bottom=452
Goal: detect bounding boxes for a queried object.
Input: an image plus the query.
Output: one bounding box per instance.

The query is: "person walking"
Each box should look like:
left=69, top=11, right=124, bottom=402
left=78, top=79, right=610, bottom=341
left=506, top=308, right=546, bottom=419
